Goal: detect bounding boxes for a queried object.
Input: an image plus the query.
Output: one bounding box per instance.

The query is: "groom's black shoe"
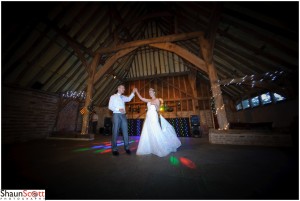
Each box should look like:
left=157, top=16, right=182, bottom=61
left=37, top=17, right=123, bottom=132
left=112, top=151, right=119, bottom=156
left=125, top=149, right=131, bottom=155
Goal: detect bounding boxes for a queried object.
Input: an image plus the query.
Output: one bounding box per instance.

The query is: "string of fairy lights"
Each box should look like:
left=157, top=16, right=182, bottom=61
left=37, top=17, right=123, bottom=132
left=210, top=70, right=285, bottom=130
left=218, top=70, right=284, bottom=88
left=168, top=118, right=190, bottom=137
left=61, top=70, right=284, bottom=131
left=61, top=90, right=86, bottom=100
left=128, top=119, right=144, bottom=136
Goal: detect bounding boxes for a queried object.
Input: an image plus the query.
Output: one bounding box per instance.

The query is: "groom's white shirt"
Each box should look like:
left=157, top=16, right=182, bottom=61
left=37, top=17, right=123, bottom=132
left=108, top=92, right=135, bottom=113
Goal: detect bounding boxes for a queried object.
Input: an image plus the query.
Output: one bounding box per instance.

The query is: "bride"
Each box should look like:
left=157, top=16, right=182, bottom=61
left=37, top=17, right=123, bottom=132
left=135, top=88, right=181, bottom=157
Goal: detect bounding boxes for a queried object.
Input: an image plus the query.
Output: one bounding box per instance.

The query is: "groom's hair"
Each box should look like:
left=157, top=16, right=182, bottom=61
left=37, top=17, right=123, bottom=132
left=117, top=83, right=125, bottom=88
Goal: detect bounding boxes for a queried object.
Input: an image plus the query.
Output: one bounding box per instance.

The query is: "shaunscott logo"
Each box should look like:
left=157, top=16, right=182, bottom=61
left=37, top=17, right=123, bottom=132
left=0, top=190, right=45, bottom=200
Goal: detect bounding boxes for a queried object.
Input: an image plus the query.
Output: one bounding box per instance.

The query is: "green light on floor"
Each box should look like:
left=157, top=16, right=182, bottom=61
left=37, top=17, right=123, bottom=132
left=73, top=148, right=91, bottom=152
left=94, top=149, right=106, bottom=153
left=170, top=156, right=179, bottom=166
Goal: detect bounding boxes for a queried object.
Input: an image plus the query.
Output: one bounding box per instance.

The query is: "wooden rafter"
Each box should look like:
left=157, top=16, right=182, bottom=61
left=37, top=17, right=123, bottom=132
left=217, top=29, right=297, bottom=69
left=93, top=47, right=138, bottom=84
left=95, top=31, right=204, bottom=54
left=222, top=15, right=298, bottom=57
left=214, top=50, right=257, bottom=75
left=45, top=19, right=94, bottom=75
left=109, top=4, right=133, bottom=41
left=215, top=41, right=272, bottom=72
left=149, top=42, right=207, bottom=73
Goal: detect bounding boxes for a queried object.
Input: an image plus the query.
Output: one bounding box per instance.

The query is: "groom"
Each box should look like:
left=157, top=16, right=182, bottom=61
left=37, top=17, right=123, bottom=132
left=108, top=84, right=136, bottom=156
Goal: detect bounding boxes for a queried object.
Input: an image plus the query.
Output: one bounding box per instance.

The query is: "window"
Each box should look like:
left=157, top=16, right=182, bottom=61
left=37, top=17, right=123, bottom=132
left=251, top=96, right=260, bottom=107
left=236, top=103, right=242, bottom=111
left=261, top=92, right=272, bottom=105
left=242, top=99, right=250, bottom=109
left=236, top=92, right=286, bottom=111
left=274, top=93, right=286, bottom=102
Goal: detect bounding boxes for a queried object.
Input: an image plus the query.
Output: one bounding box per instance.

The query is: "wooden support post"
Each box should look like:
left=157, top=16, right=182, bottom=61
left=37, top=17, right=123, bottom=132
left=208, top=62, right=229, bottom=130
left=188, top=73, right=199, bottom=113
left=200, top=36, right=229, bottom=130
left=81, top=53, right=101, bottom=135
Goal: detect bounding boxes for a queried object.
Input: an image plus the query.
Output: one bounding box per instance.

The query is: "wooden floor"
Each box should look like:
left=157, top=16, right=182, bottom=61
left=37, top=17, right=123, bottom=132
left=1, top=134, right=298, bottom=199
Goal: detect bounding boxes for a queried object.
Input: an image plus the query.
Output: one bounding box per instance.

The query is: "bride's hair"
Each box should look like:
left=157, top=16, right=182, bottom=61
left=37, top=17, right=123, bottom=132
left=149, top=88, right=163, bottom=104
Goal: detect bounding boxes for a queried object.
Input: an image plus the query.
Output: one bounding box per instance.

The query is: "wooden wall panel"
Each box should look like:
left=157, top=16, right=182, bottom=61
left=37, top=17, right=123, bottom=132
left=123, top=74, right=214, bottom=128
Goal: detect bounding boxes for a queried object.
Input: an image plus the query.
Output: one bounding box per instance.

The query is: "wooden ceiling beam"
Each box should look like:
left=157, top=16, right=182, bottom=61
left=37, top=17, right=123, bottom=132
left=45, top=19, right=94, bottom=75
left=222, top=15, right=298, bottom=57
left=43, top=53, right=73, bottom=90
left=221, top=86, right=241, bottom=97
left=126, top=71, right=190, bottom=81
left=93, top=47, right=138, bottom=84
left=93, top=53, right=136, bottom=105
left=109, top=4, right=133, bottom=41
left=95, top=31, right=204, bottom=55
left=215, top=40, right=275, bottom=72
left=149, top=42, right=207, bottom=73
left=121, top=11, right=173, bottom=29
left=214, top=49, right=258, bottom=75
left=224, top=3, right=296, bottom=35
left=45, top=19, right=94, bottom=56
left=217, top=29, right=297, bottom=69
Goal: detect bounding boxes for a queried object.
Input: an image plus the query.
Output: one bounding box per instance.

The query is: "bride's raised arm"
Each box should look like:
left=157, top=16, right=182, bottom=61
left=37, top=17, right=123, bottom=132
left=135, top=89, right=151, bottom=103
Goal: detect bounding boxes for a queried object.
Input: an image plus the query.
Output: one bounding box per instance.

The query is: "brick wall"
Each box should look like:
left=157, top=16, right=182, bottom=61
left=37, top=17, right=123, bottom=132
left=2, top=86, right=59, bottom=143
left=227, top=99, right=298, bottom=128
left=209, top=129, right=292, bottom=147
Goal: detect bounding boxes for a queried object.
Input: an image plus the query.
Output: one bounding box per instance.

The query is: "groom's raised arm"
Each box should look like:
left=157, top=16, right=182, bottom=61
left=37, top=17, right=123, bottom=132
left=122, top=92, right=135, bottom=102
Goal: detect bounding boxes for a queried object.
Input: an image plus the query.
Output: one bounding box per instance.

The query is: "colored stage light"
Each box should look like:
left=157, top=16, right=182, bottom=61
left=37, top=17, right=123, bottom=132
left=73, top=148, right=92, bottom=152
left=179, top=157, right=196, bottom=169
left=74, top=139, right=136, bottom=154
left=91, top=145, right=104, bottom=149
left=94, top=149, right=105, bottom=153
left=170, top=156, right=180, bottom=166
left=100, top=149, right=112, bottom=154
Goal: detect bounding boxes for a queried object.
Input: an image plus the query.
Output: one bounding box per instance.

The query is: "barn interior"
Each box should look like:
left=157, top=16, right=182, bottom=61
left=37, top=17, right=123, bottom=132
left=1, top=1, right=299, bottom=200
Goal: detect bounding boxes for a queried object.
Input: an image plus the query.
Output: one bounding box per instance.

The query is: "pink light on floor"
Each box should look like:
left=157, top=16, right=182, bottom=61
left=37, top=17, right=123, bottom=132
left=179, top=157, right=196, bottom=169
left=130, top=146, right=138, bottom=150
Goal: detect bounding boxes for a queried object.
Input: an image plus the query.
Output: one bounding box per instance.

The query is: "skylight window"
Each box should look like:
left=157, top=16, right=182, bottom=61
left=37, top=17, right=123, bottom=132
left=242, top=99, right=250, bottom=109
left=251, top=96, right=260, bottom=107
left=261, top=92, right=272, bottom=105
left=274, top=93, right=286, bottom=102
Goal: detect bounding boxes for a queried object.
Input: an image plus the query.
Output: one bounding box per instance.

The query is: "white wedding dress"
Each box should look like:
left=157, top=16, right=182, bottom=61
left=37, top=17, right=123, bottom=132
left=136, top=102, right=182, bottom=157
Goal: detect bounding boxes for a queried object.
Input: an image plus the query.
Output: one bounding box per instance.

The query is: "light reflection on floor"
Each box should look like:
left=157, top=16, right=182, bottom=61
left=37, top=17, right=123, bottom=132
left=73, top=136, right=141, bottom=154
left=73, top=136, right=197, bottom=169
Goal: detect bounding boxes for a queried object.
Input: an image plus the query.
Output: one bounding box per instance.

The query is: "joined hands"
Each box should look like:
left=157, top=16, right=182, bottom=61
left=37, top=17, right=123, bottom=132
left=132, top=88, right=138, bottom=93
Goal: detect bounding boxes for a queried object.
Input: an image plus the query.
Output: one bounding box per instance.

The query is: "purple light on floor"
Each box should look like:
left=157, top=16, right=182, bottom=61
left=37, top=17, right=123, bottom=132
left=75, top=138, right=137, bottom=154
left=91, top=145, right=104, bottom=149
